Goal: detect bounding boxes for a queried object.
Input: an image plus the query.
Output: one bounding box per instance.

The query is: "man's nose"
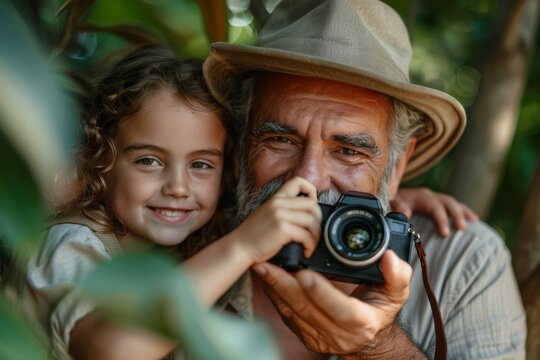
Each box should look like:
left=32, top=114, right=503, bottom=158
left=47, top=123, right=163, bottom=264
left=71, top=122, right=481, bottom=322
left=162, top=168, right=190, bottom=198
left=291, top=146, right=331, bottom=192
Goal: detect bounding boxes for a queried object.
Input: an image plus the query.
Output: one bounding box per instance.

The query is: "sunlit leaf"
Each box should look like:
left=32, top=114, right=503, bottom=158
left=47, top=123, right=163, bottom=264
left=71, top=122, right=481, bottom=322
left=80, top=252, right=282, bottom=360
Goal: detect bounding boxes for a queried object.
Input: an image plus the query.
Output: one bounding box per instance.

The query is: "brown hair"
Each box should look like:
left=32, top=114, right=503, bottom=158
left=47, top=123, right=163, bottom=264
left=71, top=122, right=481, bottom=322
left=57, top=44, right=236, bottom=258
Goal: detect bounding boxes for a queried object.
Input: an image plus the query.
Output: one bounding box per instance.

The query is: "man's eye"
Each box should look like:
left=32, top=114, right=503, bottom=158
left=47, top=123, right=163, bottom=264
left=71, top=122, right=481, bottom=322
left=191, top=161, right=212, bottom=169
left=136, top=157, right=161, bottom=167
left=339, top=148, right=360, bottom=156
left=269, top=136, right=292, bottom=144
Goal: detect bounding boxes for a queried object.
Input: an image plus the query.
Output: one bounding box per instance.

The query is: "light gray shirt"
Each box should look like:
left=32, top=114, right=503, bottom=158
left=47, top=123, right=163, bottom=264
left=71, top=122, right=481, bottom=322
left=24, top=223, right=111, bottom=360
left=401, top=215, right=526, bottom=359
left=24, top=216, right=526, bottom=360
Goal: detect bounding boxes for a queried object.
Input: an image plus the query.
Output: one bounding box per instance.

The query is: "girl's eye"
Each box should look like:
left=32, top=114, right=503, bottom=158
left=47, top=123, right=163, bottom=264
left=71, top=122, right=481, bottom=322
left=191, top=161, right=213, bottom=169
left=136, top=157, right=161, bottom=167
left=339, top=147, right=360, bottom=156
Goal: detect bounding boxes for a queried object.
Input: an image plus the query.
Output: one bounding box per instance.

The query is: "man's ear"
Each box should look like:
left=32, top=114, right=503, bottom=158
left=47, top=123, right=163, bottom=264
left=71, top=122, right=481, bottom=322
left=389, top=137, right=417, bottom=197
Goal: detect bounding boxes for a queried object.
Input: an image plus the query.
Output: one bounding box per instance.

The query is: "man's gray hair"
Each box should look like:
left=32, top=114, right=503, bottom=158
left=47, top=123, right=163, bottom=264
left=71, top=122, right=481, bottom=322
left=379, top=99, right=425, bottom=208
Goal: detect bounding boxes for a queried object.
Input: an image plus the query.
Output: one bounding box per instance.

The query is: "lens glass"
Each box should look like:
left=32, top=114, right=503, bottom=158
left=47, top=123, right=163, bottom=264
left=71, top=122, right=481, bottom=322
left=324, top=206, right=389, bottom=265
left=344, top=225, right=370, bottom=250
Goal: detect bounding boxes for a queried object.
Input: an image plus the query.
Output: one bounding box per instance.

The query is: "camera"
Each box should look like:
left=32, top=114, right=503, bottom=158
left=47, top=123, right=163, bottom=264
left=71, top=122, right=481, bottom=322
left=270, top=191, right=413, bottom=284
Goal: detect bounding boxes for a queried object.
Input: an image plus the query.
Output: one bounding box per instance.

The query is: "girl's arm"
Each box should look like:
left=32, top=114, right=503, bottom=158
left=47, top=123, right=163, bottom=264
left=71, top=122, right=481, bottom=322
left=391, top=187, right=478, bottom=237
left=69, top=177, right=320, bottom=359
left=70, top=313, right=175, bottom=360
left=183, top=176, right=321, bottom=308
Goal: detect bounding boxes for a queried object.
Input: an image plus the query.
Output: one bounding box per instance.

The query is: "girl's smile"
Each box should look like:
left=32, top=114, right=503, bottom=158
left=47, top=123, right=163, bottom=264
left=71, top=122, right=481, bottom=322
left=105, top=89, right=227, bottom=247
left=147, top=206, right=194, bottom=224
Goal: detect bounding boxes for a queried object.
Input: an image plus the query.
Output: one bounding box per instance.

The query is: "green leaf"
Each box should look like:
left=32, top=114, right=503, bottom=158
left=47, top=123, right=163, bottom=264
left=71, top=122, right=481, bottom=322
left=86, top=0, right=210, bottom=58
left=0, top=2, right=76, bottom=257
left=80, top=252, right=282, bottom=360
left=0, top=130, right=45, bottom=258
left=55, top=0, right=73, bottom=17
left=0, top=2, right=77, bottom=192
left=54, top=0, right=97, bottom=54
left=0, top=295, right=49, bottom=360
left=78, top=23, right=162, bottom=44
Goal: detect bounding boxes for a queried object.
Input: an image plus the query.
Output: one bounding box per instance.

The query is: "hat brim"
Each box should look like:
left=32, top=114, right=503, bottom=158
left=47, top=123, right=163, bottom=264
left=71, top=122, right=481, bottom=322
left=204, top=42, right=466, bottom=182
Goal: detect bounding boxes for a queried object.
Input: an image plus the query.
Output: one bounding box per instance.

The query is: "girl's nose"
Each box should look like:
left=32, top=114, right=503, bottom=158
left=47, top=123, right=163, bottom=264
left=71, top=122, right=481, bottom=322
left=162, top=169, right=190, bottom=198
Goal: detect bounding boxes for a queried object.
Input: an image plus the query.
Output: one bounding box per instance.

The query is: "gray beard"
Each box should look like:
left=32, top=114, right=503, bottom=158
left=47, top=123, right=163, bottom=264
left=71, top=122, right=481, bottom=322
left=237, top=172, right=391, bottom=221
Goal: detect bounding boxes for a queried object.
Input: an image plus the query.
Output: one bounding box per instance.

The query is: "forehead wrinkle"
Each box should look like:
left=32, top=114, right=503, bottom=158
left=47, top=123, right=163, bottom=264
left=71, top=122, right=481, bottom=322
left=259, top=74, right=392, bottom=109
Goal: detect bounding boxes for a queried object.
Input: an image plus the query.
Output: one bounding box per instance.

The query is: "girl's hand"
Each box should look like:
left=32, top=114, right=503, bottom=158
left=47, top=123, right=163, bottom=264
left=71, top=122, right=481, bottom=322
left=232, top=176, right=322, bottom=264
left=391, top=187, right=478, bottom=237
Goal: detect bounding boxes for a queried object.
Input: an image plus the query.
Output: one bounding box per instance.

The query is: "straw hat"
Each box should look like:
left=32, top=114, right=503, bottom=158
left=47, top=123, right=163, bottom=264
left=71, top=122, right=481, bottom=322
left=203, top=0, right=466, bottom=180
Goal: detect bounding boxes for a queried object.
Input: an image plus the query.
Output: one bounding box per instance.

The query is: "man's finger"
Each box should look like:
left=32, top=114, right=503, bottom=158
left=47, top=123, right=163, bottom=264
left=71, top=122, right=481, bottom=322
left=430, top=204, right=450, bottom=237
left=296, top=270, right=374, bottom=326
left=446, top=199, right=468, bottom=230
left=252, top=262, right=302, bottom=294
left=463, top=205, right=479, bottom=222
left=379, top=250, right=411, bottom=301
left=252, top=263, right=310, bottom=319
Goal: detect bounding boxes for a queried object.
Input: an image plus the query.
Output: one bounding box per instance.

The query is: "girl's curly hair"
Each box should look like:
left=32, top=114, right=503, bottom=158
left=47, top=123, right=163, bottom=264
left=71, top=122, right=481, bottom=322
left=57, top=44, right=236, bottom=258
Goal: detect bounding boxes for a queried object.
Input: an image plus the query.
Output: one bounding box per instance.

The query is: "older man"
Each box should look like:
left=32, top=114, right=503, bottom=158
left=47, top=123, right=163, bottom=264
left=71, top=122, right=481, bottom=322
left=204, top=0, right=526, bottom=359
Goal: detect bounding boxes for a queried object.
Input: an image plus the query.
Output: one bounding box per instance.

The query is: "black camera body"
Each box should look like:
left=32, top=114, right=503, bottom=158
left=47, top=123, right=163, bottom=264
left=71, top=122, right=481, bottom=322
left=270, top=191, right=413, bottom=284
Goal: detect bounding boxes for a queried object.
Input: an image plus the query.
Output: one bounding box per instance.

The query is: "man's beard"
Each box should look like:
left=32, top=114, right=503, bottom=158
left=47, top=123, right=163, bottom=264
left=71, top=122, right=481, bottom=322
left=237, top=171, right=391, bottom=221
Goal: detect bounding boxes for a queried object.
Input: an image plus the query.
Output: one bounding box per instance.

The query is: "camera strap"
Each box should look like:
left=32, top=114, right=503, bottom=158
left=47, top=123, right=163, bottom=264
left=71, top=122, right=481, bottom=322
left=409, top=227, right=447, bottom=360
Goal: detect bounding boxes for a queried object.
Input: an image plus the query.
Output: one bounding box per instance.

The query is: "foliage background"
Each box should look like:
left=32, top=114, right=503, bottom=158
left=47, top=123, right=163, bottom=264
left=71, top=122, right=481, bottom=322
left=1, top=0, right=538, bottom=358
left=14, top=0, right=536, bottom=249
left=397, top=0, right=540, bottom=251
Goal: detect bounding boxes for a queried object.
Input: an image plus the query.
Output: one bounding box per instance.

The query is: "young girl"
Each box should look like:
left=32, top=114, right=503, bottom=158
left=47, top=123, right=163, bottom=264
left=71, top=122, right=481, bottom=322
left=24, top=44, right=322, bottom=360
left=25, top=44, right=476, bottom=360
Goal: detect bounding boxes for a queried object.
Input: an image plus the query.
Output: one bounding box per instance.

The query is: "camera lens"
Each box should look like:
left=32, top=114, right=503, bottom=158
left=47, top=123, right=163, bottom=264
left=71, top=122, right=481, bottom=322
left=324, top=205, right=389, bottom=267
left=344, top=225, right=370, bottom=250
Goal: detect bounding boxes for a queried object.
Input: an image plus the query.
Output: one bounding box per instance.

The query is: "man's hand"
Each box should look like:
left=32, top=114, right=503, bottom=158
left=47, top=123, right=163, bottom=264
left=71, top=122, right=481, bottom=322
left=252, top=250, right=414, bottom=356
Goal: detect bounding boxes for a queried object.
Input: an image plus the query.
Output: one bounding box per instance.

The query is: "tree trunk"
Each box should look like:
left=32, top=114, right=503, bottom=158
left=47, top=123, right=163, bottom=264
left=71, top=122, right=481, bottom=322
left=196, top=0, right=228, bottom=42
left=513, top=156, right=540, bottom=359
left=447, top=0, right=538, bottom=218
left=514, top=158, right=540, bottom=284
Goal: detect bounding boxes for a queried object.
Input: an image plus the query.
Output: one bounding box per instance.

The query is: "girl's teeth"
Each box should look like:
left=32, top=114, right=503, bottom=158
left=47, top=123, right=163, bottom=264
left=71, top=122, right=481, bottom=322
left=156, top=209, right=184, bottom=217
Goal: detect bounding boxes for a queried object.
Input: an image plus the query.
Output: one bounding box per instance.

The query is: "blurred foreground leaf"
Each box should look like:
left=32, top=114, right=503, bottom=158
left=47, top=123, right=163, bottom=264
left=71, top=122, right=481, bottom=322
left=80, top=252, right=282, bottom=360
left=0, top=130, right=45, bottom=258
left=0, top=3, right=76, bottom=191
left=0, top=2, right=76, bottom=257
left=0, top=296, right=48, bottom=360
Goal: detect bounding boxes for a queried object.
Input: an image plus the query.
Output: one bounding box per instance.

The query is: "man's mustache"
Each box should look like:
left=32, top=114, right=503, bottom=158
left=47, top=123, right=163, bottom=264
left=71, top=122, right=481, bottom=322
left=243, top=177, right=342, bottom=217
